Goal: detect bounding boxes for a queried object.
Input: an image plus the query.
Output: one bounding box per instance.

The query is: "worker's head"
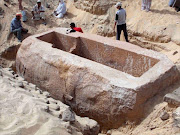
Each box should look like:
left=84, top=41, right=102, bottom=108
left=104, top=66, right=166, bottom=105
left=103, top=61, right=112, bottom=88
left=60, top=0, right=64, bottom=3
left=115, top=2, right=122, bottom=9
left=70, top=23, right=76, bottom=28
left=37, top=0, right=41, bottom=7
left=16, top=13, right=22, bottom=20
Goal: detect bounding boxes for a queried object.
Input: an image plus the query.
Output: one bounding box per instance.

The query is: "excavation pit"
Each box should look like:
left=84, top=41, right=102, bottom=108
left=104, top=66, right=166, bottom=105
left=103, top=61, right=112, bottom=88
left=16, top=28, right=179, bottom=129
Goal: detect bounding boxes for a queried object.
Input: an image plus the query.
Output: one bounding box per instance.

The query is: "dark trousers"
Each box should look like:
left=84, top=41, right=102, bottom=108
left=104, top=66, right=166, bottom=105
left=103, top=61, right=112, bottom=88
left=116, top=23, right=129, bottom=42
left=12, top=28, right=28, bottom=41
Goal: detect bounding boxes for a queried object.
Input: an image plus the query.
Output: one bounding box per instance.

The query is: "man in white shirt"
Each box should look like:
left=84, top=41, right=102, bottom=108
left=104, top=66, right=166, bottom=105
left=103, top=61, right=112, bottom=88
left=142, top=0, right=152, bottom=12
left=114, top=2, right=129, bottom=42
left=32, top=0, right=45, bottom=20
left=54, top=0, right=66, bottom=18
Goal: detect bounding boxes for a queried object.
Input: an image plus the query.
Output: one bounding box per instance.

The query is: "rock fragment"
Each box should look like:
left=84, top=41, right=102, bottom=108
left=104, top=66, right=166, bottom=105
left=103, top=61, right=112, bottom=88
left=164, top=87, right=180, bottom=106
left=43, top=91, right=51, bottom=98
left=17, top=82, right=24, bottom=88
left=173, top=107, right=180, bottom=128
left=44, top=106, right=50, bottom=112
left=160, top=111, right=170, bottom=121
left=62, top=108, right=75, bottom=123
left=49, top=104, right=60, bottom=111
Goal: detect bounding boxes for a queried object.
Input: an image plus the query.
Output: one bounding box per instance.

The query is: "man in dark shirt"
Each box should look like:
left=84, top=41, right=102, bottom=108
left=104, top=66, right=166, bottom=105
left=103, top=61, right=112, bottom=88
left=10, top=13, right=28, bottom=42
left=70, top=23, right=83, bottom=33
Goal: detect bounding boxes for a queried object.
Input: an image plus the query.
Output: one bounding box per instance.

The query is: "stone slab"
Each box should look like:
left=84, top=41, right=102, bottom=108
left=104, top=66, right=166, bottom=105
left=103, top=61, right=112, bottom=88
left=16, top=28, right=180, bottom=129
left=164, top=87, right=180, bottom=106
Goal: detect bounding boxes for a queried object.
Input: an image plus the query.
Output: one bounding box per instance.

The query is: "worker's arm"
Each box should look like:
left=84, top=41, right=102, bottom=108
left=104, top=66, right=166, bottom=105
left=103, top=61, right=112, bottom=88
left=10, top=21, right=14, bottom=32
left=32, top=11, right=35, bottom=18
left=114, top=14, right=118, bottom=31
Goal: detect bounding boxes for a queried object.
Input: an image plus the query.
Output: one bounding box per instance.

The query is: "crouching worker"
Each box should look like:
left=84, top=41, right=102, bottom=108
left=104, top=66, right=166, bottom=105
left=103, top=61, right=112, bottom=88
left=54, top=0, right=66, bottom=18
left=70, top=23, right=83, bottom=33
left=10, top=13, right=28, bottom=42
left=32, top=0, right=45, bottom=20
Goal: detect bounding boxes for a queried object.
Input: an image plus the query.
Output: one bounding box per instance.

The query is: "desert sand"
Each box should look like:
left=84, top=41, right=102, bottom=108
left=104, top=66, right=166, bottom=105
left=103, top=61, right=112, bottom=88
left=0, top=68, right=100, bottom=135
left=0, top=0, right=180, bottom=135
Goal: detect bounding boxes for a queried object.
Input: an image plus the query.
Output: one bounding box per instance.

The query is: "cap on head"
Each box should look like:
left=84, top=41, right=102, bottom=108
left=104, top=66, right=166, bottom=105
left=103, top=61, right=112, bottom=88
left=115, top=2, right=122, bottom=8
left=37, top=0, right=41, bottom=3
left=70, top=23, right=75, bottom=27
left=16, top=13, right=22, bottom=18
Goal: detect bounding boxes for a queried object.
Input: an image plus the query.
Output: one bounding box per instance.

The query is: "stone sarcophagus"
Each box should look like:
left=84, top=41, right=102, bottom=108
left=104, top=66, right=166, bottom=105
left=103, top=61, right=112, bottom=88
left=16, top=28, right=179, bottom=129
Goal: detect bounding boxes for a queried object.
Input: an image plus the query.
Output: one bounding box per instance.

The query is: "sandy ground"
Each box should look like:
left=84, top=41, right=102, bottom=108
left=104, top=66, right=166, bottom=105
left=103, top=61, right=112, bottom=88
left=0, top=0, right=180, bottom=135
left=99, top=103, right=180, bottom=135
left=0, top=68, right=99, bottom=135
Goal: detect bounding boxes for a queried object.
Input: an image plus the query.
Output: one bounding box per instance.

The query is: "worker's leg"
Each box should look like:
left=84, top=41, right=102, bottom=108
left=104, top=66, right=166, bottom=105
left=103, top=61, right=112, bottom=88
left=122, top=24, right=129, bottom=42
left=33, top=13, right=40, bottom=20
left=169, top=0, right=175, bottom=7
left=116, top=25, right=122, bottom=40
left=56, top=13, right=64, bottom=18
left=12, top=28, right=22, bottom=42
left=141, top=0, right=146, bottom=10
left=22, top=28, right=28, bottom=34
left=40, top=12, right=45, bottom=20
left=146, top=0, right=152, bottom=11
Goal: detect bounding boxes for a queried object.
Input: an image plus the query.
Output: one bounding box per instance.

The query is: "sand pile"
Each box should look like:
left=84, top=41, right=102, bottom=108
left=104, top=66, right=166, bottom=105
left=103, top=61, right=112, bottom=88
left=0, top=68, right=100, bottom=135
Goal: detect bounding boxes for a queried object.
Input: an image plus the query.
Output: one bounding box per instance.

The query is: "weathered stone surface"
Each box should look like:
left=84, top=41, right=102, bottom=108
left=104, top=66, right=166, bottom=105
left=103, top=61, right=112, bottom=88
left=16, top=28, right=179, bottom=128
left=75, top=115, right=100, bottom=135
left=62, top=108, right=75, bottom=122
left=164, top=87, right=180, bottom=106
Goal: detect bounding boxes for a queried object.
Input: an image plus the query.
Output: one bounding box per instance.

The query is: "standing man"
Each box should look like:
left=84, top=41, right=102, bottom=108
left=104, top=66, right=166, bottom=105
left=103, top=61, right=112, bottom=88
left=114, top=2, right=129, bottom=42
left=18, top=0, right=23, bottom=10
left=10, top=13, right=28, bottom=42
left=141, top=0, right=152, bottom=12
left=32, top=0, right=45, bottom=20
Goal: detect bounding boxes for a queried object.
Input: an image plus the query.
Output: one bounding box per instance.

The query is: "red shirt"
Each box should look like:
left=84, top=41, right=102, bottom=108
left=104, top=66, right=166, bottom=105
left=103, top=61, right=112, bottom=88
left=73, top=27, right=83, bottom=33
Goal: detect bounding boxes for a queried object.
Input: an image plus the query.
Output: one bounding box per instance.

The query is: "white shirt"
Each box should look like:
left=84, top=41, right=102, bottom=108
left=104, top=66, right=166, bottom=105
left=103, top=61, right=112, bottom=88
left=32, top=4, right=45, bottom=14
left=56, top=2, right=66, bottom=15
left=115, top=8, right=126, bottom=25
